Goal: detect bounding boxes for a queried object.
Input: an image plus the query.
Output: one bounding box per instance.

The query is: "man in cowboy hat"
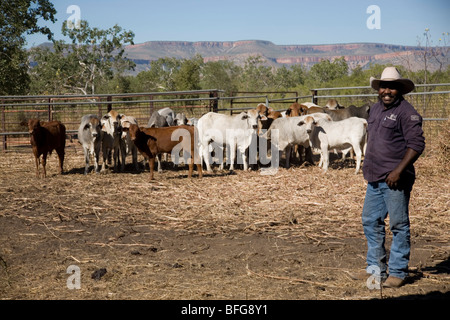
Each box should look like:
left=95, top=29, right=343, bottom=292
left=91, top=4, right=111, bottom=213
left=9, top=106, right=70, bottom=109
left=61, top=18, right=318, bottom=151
left=351, top=67, right=425, bottom=288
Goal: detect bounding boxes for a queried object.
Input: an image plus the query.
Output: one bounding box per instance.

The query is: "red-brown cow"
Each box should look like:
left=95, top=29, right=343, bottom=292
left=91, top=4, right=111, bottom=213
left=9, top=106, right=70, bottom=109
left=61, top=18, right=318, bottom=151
left=27, top=119, right=66, bottom=178
left=126, top=124, right=203, bottom=180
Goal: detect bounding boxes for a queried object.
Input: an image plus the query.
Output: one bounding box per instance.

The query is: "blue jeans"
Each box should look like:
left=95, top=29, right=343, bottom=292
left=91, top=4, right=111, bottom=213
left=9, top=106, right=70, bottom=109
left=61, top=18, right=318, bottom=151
left=362, top=181, right=412, bottom=279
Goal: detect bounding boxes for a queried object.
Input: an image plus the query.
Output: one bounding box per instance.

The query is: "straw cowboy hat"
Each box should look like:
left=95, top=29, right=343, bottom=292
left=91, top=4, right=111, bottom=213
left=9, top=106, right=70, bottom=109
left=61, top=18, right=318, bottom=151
left=370, top=67, right=415, bottom=94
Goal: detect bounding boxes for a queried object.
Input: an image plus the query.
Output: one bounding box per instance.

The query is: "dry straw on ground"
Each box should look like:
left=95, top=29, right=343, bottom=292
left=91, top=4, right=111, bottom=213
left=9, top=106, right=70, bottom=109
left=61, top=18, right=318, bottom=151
left=0, top=134, right=448, bottom=300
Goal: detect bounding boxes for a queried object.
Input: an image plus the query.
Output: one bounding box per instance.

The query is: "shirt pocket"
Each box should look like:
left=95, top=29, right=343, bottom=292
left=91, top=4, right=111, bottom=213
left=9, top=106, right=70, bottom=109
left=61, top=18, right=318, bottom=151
left=379, top=119, right=397, bottom=140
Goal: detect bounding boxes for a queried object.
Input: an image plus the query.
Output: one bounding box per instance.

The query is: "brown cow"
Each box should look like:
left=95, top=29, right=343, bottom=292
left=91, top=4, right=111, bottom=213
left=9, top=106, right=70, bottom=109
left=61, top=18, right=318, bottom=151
left=126, top=124, right=202, bottom=180
left=27, top=119, right=66, bottom=178
left=285, top=102, right=303, bottom=116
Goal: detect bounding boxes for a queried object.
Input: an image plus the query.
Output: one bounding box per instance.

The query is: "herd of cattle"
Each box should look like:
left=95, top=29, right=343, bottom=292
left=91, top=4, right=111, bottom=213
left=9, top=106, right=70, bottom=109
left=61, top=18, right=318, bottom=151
left=24, top=99, right=373, bottom=179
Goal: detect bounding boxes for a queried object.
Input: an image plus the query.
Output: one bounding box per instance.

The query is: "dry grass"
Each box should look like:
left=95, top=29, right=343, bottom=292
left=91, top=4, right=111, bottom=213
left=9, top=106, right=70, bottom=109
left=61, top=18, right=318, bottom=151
left=0, top=139, right=448, bottom=300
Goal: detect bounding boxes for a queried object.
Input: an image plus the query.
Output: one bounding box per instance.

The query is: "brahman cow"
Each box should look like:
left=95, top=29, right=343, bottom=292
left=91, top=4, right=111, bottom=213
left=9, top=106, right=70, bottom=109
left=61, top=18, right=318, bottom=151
left=197, top=110, right=263, bottom=172
left=101, top=109, right=126, bottom=172
left=78, top=114, right=102, bottom=174
left=306, top=116, right=368, bottom=174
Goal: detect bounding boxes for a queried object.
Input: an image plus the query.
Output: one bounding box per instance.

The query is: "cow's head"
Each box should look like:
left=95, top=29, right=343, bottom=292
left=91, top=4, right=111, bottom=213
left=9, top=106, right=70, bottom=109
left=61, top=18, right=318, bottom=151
left=256, top=103, right=269, bottom=117
left=242, top=109, right=267, bottom=131
left=174, top=113, right=187, bottom=126
left=101, top=110, right=122, bottom=137
left=84, top=117, right=102, bottom=141
left=126, top=123, right=140, bottom=141
left=297, top=116, right=317, bottom=134
left=27, top=119, right=41, bottom=134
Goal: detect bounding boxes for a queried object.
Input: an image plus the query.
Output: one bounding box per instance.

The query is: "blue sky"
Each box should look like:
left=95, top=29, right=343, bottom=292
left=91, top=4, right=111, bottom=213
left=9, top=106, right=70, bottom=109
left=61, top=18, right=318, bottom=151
left=25, top=0, right=450, bottom=48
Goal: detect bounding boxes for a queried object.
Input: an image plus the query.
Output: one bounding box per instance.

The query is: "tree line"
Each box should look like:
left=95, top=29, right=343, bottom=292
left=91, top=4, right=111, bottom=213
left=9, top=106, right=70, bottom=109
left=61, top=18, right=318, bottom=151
left=2, top=1, right=449, bottom=97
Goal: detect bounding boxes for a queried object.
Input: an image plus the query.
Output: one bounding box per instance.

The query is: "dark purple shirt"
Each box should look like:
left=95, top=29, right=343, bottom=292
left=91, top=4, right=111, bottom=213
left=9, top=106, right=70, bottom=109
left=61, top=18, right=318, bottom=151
left=362, top=97, right=425, bottom=183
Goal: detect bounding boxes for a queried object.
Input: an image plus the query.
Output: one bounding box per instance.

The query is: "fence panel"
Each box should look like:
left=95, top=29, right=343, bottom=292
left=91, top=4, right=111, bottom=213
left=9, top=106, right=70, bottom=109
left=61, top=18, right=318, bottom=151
left=0, top=90, right=222, bottom=151
left=1, top=86, right=448, bottom=151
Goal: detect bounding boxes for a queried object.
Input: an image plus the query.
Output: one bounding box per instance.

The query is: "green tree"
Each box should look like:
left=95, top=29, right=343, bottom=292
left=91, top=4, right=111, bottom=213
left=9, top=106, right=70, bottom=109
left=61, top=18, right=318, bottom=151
left=309, top=57, right=349, bottom=84
left=240, top=55, right=275, bottom=91
left=274, top=64, right=306, bottom=89
left=200, top=60, right=241, bottom=95
left=174, top=54, right=203, bottom=91
left=0, top=0, right=56, bottom=95
left=30, top=20, right=135, bottom=95
left=134, top=57, right=181, bottom=92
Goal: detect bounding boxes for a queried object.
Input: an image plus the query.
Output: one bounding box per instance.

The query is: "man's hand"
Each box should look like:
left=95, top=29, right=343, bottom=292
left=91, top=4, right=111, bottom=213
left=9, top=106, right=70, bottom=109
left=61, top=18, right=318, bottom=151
left=385, top=148, right=420, bottom=188
left=386, top=169, right=402, bottom=188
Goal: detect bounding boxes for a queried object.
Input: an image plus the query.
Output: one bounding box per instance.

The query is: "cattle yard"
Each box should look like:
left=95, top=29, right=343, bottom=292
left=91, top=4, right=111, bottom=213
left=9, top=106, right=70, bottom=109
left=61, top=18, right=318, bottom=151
left=0, top=87, right=449, bottom=301
left=0, top=85, right=449, bottom=150
left=0, top=117, right=449, bottom=300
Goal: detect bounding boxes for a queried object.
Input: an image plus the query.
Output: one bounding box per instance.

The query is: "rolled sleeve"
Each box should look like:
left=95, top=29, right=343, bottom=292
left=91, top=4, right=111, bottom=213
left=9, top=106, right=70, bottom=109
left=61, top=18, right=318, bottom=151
left=403, top=112, right=425, bottom=155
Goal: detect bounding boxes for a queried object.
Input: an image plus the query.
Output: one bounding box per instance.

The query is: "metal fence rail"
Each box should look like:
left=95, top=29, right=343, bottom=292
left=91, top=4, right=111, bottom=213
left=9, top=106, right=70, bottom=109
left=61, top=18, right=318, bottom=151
left=1, top=85, right=448, bottom=151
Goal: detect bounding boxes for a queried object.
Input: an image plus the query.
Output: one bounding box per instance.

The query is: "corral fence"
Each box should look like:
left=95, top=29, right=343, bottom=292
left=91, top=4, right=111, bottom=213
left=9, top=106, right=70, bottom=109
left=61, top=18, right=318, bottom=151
left=1, top=84, right=448, bottom=151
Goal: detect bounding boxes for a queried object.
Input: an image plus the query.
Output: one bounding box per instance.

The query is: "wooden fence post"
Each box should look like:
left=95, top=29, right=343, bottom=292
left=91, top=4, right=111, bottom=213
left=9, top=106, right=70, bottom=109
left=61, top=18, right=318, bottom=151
left=48, top=98, right=53, bottom=121
left=149, top=94, right=154, bottom=116
left=311, top=90, right=318, bottom=105
left=210, top=91, right=218, bottom=113
left=2, top=103, right=6, bottom=151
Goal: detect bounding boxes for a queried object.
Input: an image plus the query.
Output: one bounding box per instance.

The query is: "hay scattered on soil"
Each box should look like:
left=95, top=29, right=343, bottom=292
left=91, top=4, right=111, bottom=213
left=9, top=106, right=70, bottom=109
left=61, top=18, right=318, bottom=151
left=0, top=140, right=448, bottom=300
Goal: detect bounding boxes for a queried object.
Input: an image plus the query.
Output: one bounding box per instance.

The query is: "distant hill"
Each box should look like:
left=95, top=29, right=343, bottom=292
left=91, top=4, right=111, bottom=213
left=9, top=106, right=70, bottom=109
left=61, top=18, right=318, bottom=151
left=32, top=40, right=448, bottom=74
left=124, top=40, right=448, bottom=74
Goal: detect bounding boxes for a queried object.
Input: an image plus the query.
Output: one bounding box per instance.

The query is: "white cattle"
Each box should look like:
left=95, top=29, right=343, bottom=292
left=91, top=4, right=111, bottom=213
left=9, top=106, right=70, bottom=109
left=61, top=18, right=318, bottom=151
left=120, top=115, right=139, bottom=171
left=197, top=110, right=262, bottom=172
left=78, top=114, right=102, bottom=174
left=174, top=112, right=188, bottom=126
left=158, top=107, right=176, bottom=126
left=263, top=113, right=332, bottom=168
left=307, top=116, right=367, bottom=174
left=101, top=110, right=126, bottom=172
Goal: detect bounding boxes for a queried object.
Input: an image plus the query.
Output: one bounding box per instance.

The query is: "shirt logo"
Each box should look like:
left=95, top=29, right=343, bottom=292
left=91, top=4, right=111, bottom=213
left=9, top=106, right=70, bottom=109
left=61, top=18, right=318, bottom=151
left=384, top=114, right=397, bottom=121
left=411, top=115, right=420, bottom=121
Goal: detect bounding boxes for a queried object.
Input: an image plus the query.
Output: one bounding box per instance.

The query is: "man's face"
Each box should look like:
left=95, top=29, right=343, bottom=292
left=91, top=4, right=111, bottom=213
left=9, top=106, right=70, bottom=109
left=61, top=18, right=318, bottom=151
left=378, top=81, right=402, bottom=106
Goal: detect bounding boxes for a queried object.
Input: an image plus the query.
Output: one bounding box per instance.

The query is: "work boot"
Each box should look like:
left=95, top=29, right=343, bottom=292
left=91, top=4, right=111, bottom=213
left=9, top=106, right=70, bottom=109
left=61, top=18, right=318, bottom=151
left=383, top=276, right=406, bottom=288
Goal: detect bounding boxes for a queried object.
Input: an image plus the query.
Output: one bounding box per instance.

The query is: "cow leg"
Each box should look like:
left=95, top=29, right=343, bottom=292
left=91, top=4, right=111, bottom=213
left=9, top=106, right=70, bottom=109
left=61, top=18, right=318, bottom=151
left=94, top=147, right=100, bottom=173
left=305, top=146, right=314, bottom=165
left=121, top=143, right=126, bottom=172
left=42, top=153, right=47, bottom=178
left=285, top=145, right=292, bottom=169
left=353, top=144, right=362, bottom=174
left=238, top=145, right=249, bottom=171
left=202, top=143, right=213, bottom=172
left=321, top=145, right=329, bottom=172
left=228, top=143, right=236, bottom=171
left=188, top=161, right=193, bottom=178
left=149, top=157, right=155, bottom=180
left=318, top=152, right=324, bottom=168
left=83, top=148, right=90, bottom=174
left=132, top=146, right=139, bottom=171
left=34, top=154, right=40, bottom=178
left=196, top=163, right=203, bottom=178
left=101, top=145, right=108, bottom=171
left=57, top=149, right=64, bottom=175
left=114, top=147, right=118, bottom=172
left=156, top=154, right=163, bottom=172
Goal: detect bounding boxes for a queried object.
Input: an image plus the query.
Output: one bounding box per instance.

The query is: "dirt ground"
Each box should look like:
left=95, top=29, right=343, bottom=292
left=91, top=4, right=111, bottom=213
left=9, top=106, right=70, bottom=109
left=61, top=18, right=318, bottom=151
left=0, top=144, right=448, bottom=301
